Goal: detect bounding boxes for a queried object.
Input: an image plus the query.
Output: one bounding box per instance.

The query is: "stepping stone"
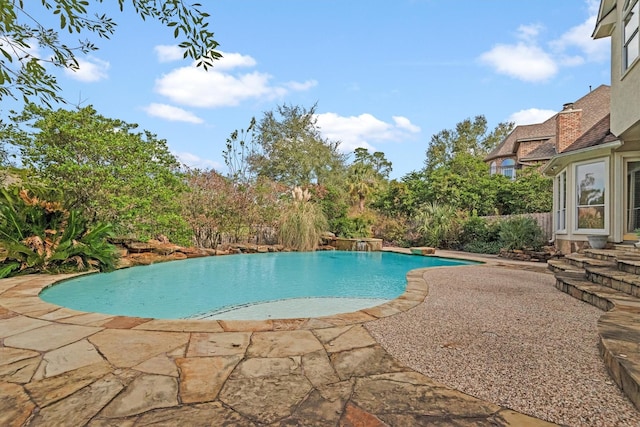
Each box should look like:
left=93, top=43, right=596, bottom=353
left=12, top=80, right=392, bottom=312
left=89, top=329, right=189, bottom=368
left=0, top=316, right=50, bottom=338
left=187, top=332, right=251, bottom=357
left=100, top=374, right=179, bottom=418
left=4, top=323, right=101, bottom=352
left=30, top=374, right=124, bottom=426
left=0, top=347, right=40, bottom=383
left=33, top=339, right=104, bottom=380
left=176, top=355, right=242, bottom=403
left=0, top=382, right=35, bottom=427
left=247, top=330, right=323, bottom=358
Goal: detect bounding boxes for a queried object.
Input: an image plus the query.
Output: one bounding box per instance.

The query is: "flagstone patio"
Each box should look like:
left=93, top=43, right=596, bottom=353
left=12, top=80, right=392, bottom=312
left=0, top=260, right=557, bottom=426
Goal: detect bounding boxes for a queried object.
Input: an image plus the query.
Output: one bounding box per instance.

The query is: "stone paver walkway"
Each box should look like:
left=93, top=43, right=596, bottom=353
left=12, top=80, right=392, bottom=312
left=0, top=255, right=557, bottom=426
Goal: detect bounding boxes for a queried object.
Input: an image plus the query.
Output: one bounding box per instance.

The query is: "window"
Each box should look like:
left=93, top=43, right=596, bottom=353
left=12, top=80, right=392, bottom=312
left=624, top=0, right=639, bottom=70
left=501, top=159, right=516, bottom=180
left=576, top=161, right=606, bottom=230
left=626, top=161, right=640, bottom=232
left=555, top=170, right=567, bottom=231
left=489, top=161, right=497, bottom=175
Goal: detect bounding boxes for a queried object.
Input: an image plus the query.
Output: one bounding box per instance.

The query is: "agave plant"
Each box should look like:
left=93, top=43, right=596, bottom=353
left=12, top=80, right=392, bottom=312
left=0, top=186, right=117, bottom=278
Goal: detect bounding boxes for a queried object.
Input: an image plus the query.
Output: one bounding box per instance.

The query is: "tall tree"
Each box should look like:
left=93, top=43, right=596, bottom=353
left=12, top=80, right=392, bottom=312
left=424, top=115, right=512, bottom=173
left=6, top=104, right=191, bottom=243
left=249, top=104, right=347, bottom=187
left=352, top=147, right=392, bottom=179
left=347, top=148, right=392, bottom=212
left=0, top=0, right=220, bottom=106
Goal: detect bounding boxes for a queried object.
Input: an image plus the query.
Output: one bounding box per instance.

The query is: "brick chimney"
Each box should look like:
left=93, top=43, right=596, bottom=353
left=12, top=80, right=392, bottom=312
left=556, top=102, right=582, bottom=153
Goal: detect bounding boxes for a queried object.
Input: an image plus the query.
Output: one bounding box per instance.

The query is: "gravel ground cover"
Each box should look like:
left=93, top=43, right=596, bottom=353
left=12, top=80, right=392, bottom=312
left=366, top=265, right=640, bottom=427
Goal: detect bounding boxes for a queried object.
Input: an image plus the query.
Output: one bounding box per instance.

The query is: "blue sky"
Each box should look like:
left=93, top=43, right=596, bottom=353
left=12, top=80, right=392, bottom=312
left=11, top=0, right=610, bottom=179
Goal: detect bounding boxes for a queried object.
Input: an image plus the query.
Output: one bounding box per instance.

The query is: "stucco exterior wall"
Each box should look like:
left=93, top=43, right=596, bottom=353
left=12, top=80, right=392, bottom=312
left=610, top=0, right=640, bottom=140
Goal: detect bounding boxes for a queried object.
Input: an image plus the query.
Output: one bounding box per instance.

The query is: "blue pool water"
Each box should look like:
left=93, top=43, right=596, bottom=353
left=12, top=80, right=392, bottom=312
left=40, top=251, right=475, bottom=319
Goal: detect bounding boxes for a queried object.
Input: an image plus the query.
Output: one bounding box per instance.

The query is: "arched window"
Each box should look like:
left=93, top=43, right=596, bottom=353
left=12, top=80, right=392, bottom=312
left=490, top=161, right=497, bottom=175
left=501, top=159, right=516, bottom=179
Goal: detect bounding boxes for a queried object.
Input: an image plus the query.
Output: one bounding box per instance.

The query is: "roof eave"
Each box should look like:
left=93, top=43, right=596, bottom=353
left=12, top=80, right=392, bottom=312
left=541, top=140, right=622, bottom=175
left=592, top=0, right=617, bottom=39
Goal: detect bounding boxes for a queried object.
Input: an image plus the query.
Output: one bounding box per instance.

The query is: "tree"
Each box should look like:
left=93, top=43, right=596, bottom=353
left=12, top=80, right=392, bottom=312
left=346, top=148, right=392, bottom=213
left=6, top=104, right=191, bottom=243
left=352, top=147, right=392, bottom=179
left=0, top=0, right=221, bottom=106
left=424, top=115, right=512, bottom=173
left=249, top=104, right=347, bottom=187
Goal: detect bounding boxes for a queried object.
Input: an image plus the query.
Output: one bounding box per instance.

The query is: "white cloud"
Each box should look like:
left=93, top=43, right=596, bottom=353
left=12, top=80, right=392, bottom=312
left=479, top=0, right=609, bottom=82
left=516, top=24, right=543, bottom=43
left=479, top=42, right=558, bottom=82
left=143, top=103, right=203, bottom=124
left=214, top=52, right=257, bottom=70
left=315, top=112, right=420, bottom=153
left=154, top=52, right=314, bottom=108
left=63, top=57, right=109, bottom=82
left=154, top=45, right=184, bottom=63
left=508, top=108, right=557, bottom=126
left=550, top=15, right=609, bottom=63
left=285, top=80, right=318, bottom=91
left=393, top=116, right=421, bottom=133
left=173, top=151, right=221, bottom=171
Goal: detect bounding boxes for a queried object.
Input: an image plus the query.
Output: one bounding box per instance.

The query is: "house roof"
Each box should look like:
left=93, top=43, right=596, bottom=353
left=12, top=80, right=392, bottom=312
left=562, top=114, right=617, bottom=153
left=484, top=84, right=611, bottom=162
left=519, top=142, right=557, bottom=162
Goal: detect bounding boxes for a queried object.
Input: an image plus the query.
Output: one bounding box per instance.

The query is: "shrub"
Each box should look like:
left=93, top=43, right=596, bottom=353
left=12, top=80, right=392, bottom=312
left=413, top=202, right=463, bottom=249
left=459, top=215, right=490, bottom=246
left=498, top=216, right=545, bottom=251
left=278, top=187, right=329, bottom=251
left=462, top=240, right=502, bottom=254
left=332, top=212, right=374, bottom=238
left=372, top=215, right=411, bottom=247
left=0, top=186, right=117, bottom=277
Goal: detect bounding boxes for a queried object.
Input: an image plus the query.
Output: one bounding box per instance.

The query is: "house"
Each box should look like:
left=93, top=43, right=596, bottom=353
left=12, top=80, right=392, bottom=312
left=485, top=85, right=610, bottom=179
left=542, top=0, right=640, bottom=254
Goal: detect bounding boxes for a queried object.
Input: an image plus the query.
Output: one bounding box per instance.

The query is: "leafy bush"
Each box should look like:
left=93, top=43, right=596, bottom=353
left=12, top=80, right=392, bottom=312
left=0, top=186, right=117, bottom=278
left=413, top=202, right=463, bottom=248
left=332, top=213, right=374, bottom=238
left=278, top=187, right=329, bottom=251
left=372, top=215, right=411, bottom=247
left=462, top=240, right=502, bottom=254
left=498, top=216, right=545, bottom=251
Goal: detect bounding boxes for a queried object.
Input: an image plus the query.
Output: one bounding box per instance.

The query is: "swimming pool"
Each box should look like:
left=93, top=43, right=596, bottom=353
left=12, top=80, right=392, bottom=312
left=39, top=251, right=475, bottom=320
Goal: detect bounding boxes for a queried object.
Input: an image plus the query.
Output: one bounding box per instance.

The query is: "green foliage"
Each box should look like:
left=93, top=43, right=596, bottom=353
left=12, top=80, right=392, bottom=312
left=498, top=216, right=545, bottom=251
left=0, top=0, right=220, bottom=106
left=313, top=183, right=350, bottom=235
left=459, top=215, right=498, bottom=246
left=424, top=115, right=513, bottom=173
left=496, top=166, right=553, bottom=214
left=278, top=188, right=328, bottom=251
left=0, top=186, right=117, bottom=277
left=332, top=214, right=374, bottom=238
left=7, top=104, right=191, bottom=244
left=352, top=148, right=392, bottom=179
left=372, top=214, right=412, bottom=247
left=462, top=240, right=502, bottom=255
left=249, top=104, right=347, bottom=187
left=413, top=202, right=462, bottom=249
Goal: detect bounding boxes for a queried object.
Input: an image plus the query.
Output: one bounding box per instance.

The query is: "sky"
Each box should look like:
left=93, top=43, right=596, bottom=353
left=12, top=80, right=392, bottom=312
left=7, top=0, right=611, bottom=179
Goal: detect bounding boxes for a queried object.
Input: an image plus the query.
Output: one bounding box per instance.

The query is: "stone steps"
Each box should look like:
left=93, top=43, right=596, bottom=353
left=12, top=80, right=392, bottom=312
left=564, top=253, right=617, bottom=269
left=549, top=247, right=640, bottom=411
left=585, top=266, right=640, bottom=298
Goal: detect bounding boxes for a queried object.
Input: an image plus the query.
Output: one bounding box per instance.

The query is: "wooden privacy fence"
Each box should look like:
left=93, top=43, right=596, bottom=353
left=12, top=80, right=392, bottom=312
left=482, top=212, right=553, bottom=241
